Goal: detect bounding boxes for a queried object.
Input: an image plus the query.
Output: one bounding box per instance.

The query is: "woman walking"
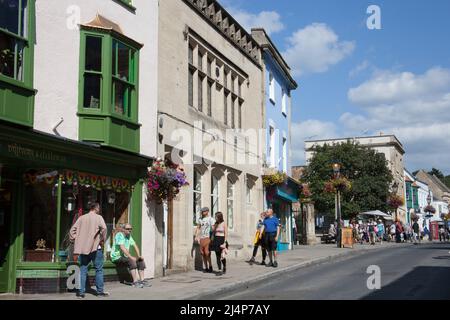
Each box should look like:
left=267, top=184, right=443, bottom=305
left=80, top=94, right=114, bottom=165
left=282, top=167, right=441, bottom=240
left=211, top=212, right=228, bottom=274
left=248, top=211, right=267, bottom=265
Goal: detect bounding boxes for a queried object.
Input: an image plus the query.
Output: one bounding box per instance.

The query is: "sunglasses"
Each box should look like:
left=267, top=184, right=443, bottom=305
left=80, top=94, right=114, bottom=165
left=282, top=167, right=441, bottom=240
left=125, top=228, right=133, bottom=231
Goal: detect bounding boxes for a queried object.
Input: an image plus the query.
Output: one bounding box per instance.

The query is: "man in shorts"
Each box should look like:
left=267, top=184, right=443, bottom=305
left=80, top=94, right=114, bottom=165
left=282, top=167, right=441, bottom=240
left=260, top=209, right=281, bottom=268
left=111, top=224, right=148, bottom=288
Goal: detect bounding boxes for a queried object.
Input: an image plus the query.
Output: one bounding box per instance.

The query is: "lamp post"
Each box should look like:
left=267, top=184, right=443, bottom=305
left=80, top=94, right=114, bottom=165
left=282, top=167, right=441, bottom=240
left=333, top=163, right=342, bottom=248
left=391, top=182, right=399, bottom=221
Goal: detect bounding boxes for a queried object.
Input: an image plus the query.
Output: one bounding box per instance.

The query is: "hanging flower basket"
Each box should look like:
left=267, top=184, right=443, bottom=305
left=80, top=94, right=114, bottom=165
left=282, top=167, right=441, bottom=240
left=323, top=176, right=352, bottom=193
left=387, top=194, right=404, bottom=210
left=300, top=183, right=312, bottom=203
left=262, top=171, right=287, bottom=187
left=147, top=159, right=189, bottom=204
left=423, top=205, right=436, bottom=214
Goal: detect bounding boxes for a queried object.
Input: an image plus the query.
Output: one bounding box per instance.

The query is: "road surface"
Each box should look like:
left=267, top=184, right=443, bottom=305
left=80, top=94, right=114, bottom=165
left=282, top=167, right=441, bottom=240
left=215, top=242, right=450, bottom=300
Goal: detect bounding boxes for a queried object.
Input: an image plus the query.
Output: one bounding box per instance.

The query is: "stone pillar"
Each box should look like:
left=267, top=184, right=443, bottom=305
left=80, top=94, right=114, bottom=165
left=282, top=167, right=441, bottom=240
left=305, top=202, right=317, bottom=245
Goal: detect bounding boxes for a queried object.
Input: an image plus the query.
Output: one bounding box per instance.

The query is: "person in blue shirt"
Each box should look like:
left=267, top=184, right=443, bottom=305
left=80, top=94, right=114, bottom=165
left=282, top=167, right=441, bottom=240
left=259, top=208, right=281, bottom=268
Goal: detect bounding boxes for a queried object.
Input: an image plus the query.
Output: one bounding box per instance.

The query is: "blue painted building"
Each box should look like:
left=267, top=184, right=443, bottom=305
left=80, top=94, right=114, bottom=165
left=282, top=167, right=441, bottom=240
left=252, top=29, right=299, bottom=251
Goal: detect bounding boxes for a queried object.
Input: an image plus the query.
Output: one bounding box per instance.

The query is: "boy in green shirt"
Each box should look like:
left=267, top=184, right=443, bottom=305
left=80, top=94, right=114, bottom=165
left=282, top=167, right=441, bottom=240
left=111, top=224, right=148, bottom=288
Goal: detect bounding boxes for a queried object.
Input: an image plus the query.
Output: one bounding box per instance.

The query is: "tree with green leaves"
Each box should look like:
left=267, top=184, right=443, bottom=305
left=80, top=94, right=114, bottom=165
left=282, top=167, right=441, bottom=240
left=428, top=168, right=445, bottom=181
left=304, top=141, right=393, bottom=220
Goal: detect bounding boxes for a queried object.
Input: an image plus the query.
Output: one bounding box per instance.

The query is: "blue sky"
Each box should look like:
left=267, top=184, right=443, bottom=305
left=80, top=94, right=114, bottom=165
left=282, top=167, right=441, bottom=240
left=221, top=0, right=450, bottom=174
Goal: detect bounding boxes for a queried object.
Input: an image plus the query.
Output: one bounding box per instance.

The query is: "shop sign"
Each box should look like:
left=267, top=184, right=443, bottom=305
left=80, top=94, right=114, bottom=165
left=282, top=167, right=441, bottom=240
left=1, top=141, right=67, bottom=164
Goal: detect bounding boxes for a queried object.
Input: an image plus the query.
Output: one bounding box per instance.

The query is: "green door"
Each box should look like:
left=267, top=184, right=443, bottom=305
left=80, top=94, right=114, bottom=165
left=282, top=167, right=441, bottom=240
left=0, top=180, right=15, bottom=292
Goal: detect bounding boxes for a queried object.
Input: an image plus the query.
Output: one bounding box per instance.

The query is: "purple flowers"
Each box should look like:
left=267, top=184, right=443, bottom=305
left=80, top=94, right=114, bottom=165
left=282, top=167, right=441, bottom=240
left=147, top=159, right=189, bottom=204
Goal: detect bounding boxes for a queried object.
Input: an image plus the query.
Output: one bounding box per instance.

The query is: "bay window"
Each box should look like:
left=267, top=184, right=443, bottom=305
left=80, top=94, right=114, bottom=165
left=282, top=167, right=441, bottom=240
left=78, top=26, right=142, bottom=153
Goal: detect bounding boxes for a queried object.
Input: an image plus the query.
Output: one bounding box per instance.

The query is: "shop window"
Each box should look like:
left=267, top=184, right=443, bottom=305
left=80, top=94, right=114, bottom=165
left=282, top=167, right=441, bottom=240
left=23, top=172, right=58, bottom=262
left=21, top=170, right=133, bottom=263
left=59, top=185, right=130, bottom=262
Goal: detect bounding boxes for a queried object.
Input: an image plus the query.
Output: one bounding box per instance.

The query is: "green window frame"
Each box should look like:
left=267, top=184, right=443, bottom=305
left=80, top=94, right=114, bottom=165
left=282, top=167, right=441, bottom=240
left=0, top=0, right=36, bottom=128
left=0, top=0, right=34, bottom=85
left=79, top=29, right=140, bottom=122
left=78, top=27, right=142, bottom=153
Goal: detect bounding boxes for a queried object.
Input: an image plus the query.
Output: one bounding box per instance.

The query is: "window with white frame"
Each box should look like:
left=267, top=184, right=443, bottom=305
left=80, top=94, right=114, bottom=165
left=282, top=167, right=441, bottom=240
left=269, top=72, right=275, bottom=103
left=227, top=177, right=234, bottom=230
left=282, top=89, right=287, bottom=116
left=211, top=175, right=219, bottom=214
left=282, top=137, right=287, bottom=173
left=269, top=126, right=275, bottom=167
left=193, top=169, right=202, bottom=225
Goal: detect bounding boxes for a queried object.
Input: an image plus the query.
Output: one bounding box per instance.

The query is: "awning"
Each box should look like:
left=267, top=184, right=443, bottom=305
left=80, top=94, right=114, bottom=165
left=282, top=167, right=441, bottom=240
left=358, top=210, right=393, bottom=220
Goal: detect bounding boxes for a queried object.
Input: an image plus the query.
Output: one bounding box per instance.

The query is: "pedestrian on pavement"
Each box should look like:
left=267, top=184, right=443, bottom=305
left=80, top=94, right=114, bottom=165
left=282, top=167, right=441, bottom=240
left=368, top=220, right=376, bottom=245
left=395, top=220, right=403, bottom=243
left=389, top=223, right=396, bottom=242
left=111, top=223, right=148, bottom=288
left=439, top=226, right=445, bottom=242
left=259, top=208, right=281, bottom=268
left=195, top=207, right=215, bottom=273
left=412, top=220, right=420, bottom=245
left=292, top=215, right=298, bottom=245
left=248, top=211, right=267, bottom=265
left=211, top=212, right=228, bottom=274
left=377, top=220, right=385, bottom=243
left=69, top=202, right=109, bottom=299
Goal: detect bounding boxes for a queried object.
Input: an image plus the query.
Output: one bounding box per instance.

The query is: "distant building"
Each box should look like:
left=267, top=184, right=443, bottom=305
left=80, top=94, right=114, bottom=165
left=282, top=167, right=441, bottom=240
left=415, top=170, right=450, bottom=205
left=305, top=134, right=407, bottom=222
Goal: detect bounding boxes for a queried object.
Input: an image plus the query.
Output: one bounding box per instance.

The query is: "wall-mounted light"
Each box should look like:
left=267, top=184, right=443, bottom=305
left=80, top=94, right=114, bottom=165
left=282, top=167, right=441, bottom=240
left=66, top=195, right=76, bottom=212
left=108, top=192, right=116, bottom=204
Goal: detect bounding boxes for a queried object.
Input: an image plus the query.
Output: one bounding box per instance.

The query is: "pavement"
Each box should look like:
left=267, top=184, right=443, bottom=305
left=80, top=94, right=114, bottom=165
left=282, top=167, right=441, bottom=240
left=215, top=241, right=450, bottom=300
left=0, top=241, right=408, bottom=300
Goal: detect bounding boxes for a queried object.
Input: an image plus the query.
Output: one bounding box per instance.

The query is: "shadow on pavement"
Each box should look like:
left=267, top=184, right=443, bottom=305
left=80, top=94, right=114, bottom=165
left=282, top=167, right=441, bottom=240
left=361, top=266, right=450, bottom=300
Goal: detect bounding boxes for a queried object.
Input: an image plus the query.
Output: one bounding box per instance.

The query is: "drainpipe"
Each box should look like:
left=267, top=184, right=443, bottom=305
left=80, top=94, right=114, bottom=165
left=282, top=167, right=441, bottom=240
left=162, top=200, right=168, bottom=277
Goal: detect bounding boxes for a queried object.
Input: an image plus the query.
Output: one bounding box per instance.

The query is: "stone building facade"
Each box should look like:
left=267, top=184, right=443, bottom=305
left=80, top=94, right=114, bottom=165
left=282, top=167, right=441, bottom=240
left=156, top=0, right=265, bottom=274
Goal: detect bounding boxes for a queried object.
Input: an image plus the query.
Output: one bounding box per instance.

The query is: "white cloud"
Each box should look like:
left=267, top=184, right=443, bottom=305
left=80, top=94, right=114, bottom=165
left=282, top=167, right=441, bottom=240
left=291, top=120, right=339, bottom=165
left=348, top=67, right=450, bottom=107
left=226, top=9, right=284, bottom=35
left=283, top=23, right=355, bottom=76
left=344, top=67, right=450, bottom=173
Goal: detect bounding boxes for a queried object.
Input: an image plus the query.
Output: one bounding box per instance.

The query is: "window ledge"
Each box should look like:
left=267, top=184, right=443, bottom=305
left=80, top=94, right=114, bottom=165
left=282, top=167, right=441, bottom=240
left=77, top=112, right=142, bottom=128
left=0, top=75, right=37, bottom=94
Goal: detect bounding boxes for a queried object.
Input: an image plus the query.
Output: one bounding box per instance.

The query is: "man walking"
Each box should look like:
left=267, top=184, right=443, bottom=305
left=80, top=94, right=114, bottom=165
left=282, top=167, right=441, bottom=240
left=260, top=209, right=281, bottom=268
left=70, top=202, right=108, bottom=298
